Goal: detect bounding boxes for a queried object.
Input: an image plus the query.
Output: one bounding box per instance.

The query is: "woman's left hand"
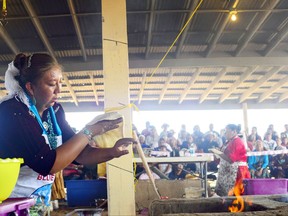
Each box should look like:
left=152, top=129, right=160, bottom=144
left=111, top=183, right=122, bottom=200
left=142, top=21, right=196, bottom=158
left=112, top=138, right=136, bottom=158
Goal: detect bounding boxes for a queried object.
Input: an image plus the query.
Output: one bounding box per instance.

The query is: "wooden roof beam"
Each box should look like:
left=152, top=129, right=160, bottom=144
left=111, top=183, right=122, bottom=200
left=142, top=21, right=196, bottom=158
left=239, top=66, right=282, bottom=103
left=199, top=67, right=227, bottom=103
left=234, top=0, right=280, bottom=56
left=1, top=56, right=288, bottom=76
left=0, top=25, right=19, bottom=54
left=279, top=91, right=288, bottom=103
left=219, top=66, right=258, bottom=103
left=159, top=69, right=174, bottom=104
left=263, top=18, right=288, bottom=56
left=258, top=66, right=286, bottom=102
left=205, top=0, right=240, bottom=57
left=22, top=0, right=56, bottom=58
left=175, top=0, right=199, bottom=58
left=138, top=72, right=147, bottom=104
left=67, top=0, right=87, bottom=61
left=178, top=68, right=201, bottom=104
left=63, top=74, right=78, bottom=106
left=89, top=72, right=99, bottom=105
left=145, top=0, right=156, bottom=59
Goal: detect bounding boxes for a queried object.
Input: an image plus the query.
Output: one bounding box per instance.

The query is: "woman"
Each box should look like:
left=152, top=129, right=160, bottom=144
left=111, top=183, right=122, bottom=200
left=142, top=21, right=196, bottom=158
left=214, top=124, right=250, bottom=196
left=0, top=53, right=135, bottom=210
left=248, top=140, right=269, bottom=178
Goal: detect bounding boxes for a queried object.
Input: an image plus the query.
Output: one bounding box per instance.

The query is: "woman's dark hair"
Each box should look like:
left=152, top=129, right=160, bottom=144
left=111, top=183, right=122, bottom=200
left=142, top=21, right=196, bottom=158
left=13, top=53, right=61, bottom=87
left=226, top=124, right=241, bottom=134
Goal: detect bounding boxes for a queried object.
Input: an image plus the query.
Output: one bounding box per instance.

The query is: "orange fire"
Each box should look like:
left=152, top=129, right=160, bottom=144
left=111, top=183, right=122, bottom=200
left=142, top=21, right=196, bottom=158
left=228, top=179, right=245, bottom=212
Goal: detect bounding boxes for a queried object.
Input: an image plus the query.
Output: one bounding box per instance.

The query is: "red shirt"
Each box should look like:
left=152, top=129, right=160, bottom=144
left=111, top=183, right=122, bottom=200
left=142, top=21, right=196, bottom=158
left=224, top=136, right=247, bottom=162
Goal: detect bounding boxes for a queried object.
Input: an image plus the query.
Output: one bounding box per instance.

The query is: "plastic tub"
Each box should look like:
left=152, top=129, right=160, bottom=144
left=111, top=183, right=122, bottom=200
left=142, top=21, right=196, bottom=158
left=243, top=178, right=288, bottom=195
left=0, top=158, right=24, bottom=203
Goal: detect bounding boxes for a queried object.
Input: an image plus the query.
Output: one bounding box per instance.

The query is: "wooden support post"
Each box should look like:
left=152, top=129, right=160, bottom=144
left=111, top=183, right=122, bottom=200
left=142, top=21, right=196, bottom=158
left=102, top=0, right=135, bottom=215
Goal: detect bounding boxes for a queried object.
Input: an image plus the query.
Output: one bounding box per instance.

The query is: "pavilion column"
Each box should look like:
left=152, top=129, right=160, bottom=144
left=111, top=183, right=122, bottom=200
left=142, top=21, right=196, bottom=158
left=102, top=0, right=135, bottom=215
left=242, top=102, right=249, bottom=148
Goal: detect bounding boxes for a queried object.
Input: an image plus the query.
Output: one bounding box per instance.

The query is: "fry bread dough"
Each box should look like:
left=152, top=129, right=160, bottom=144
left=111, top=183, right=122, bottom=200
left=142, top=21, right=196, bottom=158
left=88, top=112, right=124, bottom=177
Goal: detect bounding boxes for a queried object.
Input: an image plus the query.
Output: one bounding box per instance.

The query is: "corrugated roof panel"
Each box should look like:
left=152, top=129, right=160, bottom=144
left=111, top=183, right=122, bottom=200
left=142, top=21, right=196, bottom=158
left=41, top=17, right=79, bottom=50
left=193, top=13, right=221, bottom=32
left=215, top=44, right=237, bottom=52
left=127, top=13, right=147, bottom=33
left=32, top=0, right=69, bottom=15
left=202, top=0, right=229, bottom=10
left=157, top=0, right=189, bottom=10
left=7, top=0, right=28, bottom=16
left=185, top=32, right=211, bottom=45
left=260, top=12, right=288, bottom=32
left=276, top=0, right=288, bottom=9
left=153, top=12, right=184, bottom=33
left=0, top=41, right=13, bottom=55
left=127, top=0, right=148, bottom=10
left=0, top=0, right=287, bottom=108
left=86, top=48, right=102, bottom=55
left=151, top=32, right=178, bottom=46
left=237, top=0, right=266, bottom=9
left=74, top=0, right=101, bottom=13
left=128, top=47, right=146, bottom=53
left=78, top=15, right=102, bottom=35
left=182, top=45, right=207, bottom=52
left=5, top=19, right=45, bottom=52
left=128, top=33, right=147, bottom=47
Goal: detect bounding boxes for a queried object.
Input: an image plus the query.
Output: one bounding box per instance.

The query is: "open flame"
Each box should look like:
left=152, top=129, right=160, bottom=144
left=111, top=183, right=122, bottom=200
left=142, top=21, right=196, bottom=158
left=228, top=179, right=245, bottom=212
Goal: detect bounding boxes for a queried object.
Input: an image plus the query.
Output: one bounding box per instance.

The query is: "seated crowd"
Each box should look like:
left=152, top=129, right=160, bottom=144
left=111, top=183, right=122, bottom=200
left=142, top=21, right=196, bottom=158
left=134, top=122, right=288, bottom=180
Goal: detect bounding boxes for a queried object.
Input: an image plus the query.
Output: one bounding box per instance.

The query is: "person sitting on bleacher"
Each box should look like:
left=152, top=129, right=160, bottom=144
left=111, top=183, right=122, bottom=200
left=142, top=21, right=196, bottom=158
left=270, top=145, right=288, bottom=178
left=248, top=140, right=270, bottom=178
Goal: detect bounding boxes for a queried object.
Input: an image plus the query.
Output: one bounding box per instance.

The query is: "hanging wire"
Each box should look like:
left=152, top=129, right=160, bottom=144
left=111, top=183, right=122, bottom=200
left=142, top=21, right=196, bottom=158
left=142, top=0, right=204, bottom=90
left=101, top=0, right=204, bottom=188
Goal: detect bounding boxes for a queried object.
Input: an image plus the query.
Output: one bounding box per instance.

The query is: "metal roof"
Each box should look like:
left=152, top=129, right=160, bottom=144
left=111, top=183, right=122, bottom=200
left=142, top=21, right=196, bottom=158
left=0, top=0, right=288, bottom=111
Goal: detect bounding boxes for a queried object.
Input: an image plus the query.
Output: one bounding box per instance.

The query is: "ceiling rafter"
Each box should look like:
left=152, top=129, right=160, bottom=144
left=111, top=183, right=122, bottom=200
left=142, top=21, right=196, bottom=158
left=205, top=0, right=240, bottom=57
left=258, top=66, right=286, bottom=102
left=145, top=0, right=156, bottom=59
left=89, top=72, right=99, bottom=105
left=219, top=66, right=258, bottom=103
left=22, top=0, right=55, bottom=58
left=239, top=66, right=283, bottom=103
left=279, top=91, right=288, bottom=103
left=199, top=67, right=227, bottom=103
left=175, top=0, right=199, bottom=58
left=263, top=17, right=288, bottom=56
left=234, top=0, right=280, bottom=56
left=137, top=72, right=147, bottom=104
left=158, top=69, right=174, bottom=104
left=67, top=0, right=87, bottom=61
left=63, top=74, right=78, bottom=106
left=0, top=26, right=19, bottom=54
left=1, top=56, right=288, bottom=76
left=0, top=0, right=288, bottom=110
left=178, top=68, right=201, bottom=104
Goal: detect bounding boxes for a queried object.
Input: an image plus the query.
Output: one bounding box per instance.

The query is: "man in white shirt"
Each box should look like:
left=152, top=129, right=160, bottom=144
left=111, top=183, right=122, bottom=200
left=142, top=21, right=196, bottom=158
left=263, top=132, right=277, bottom=150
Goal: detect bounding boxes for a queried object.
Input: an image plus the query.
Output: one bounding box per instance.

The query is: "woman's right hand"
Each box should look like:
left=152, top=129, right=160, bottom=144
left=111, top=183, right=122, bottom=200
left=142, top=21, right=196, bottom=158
left=86, top=117, right=123, bottom=137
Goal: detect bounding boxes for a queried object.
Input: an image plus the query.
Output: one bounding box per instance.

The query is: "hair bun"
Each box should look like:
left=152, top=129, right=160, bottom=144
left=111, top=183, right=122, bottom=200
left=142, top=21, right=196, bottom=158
left=13, top=53, right=28, bottom=71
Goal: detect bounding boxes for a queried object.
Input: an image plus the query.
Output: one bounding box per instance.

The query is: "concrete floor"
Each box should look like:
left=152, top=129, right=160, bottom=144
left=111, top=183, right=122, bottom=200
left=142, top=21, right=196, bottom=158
left=149, top=195, right=288, bottom=216
left=51, top=194, right=288, bottom=216
left=50, top=178, right=288, bottom=216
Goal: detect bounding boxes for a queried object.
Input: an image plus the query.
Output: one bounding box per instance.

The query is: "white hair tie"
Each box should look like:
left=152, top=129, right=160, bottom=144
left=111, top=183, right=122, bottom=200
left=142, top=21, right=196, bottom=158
left=1, top=61, right=29, bottom=107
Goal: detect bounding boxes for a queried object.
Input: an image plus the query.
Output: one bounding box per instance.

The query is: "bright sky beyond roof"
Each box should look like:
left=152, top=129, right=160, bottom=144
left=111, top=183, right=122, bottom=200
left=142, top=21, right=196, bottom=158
left=66, top=109, right=288, bottom=138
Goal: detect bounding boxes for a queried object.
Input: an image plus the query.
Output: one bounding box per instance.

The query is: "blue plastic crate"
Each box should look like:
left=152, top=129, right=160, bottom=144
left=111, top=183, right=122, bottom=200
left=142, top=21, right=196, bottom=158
left=65, top=179, right=107, bottom=207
